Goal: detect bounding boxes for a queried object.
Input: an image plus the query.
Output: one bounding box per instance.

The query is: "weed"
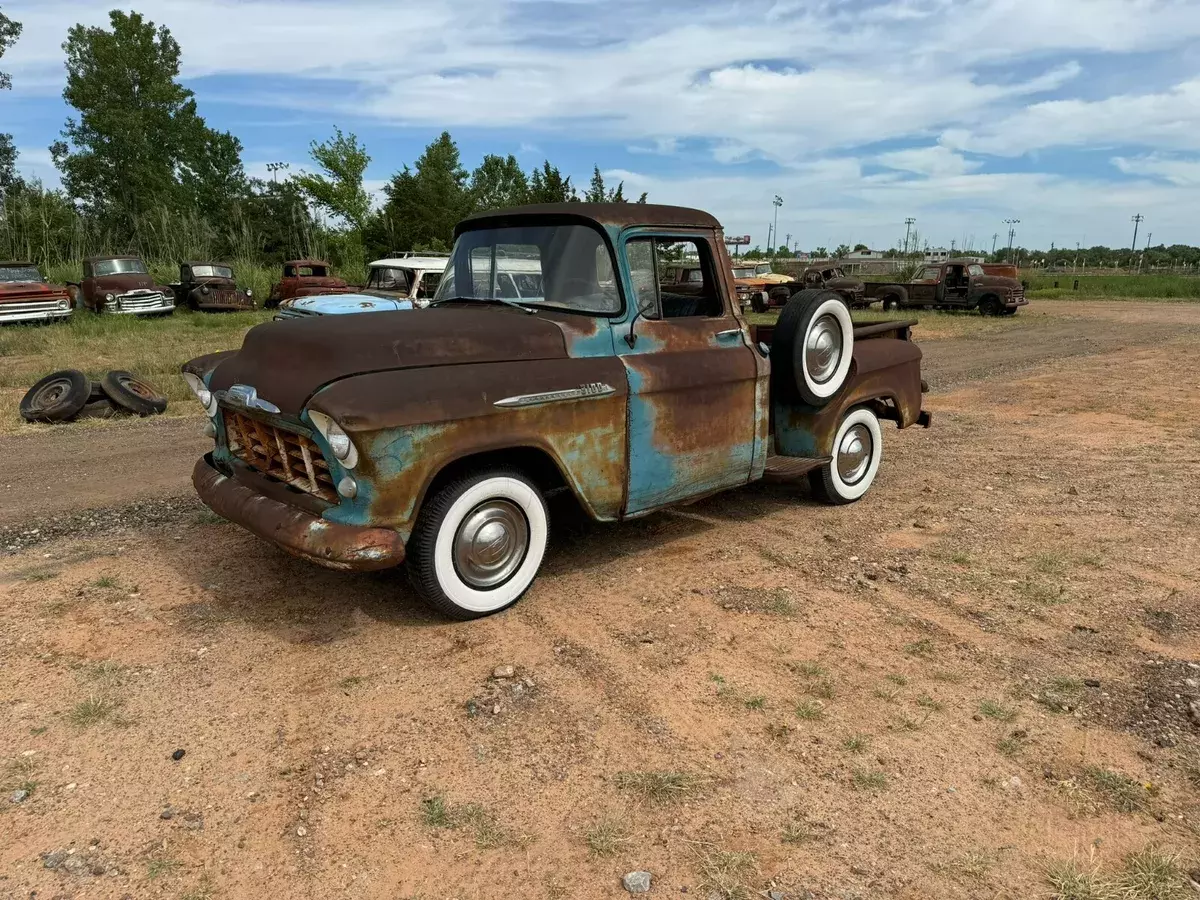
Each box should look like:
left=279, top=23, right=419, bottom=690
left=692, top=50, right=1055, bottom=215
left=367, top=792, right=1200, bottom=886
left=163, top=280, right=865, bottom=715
left=744, top=695, right=766, bottom=710
left=807, top=679, right=835, bottom=700
left=695, top=847, right=758, bottom=900
left=904, top=639, right=935, bottom=657
left=765, top=722, right=791, bottom=743
left=780, top=821, right=814, bottom=844
left=997, top=735, right=1025, bottom=757
left=766, top=591, right=797, bottom=617
left=147, top=858, right=180, bottom=879
left=895, top=713, right=929, bottom=731
left=1083, top=767, right=1148, bottom=813
left=1045, top=854, right=1112, bottom=900
left=933, top=850, right=997, bottom=882
left=978, top=699, right=1016, bottom=722
left=28, top=726, right=47, bottom=736
left=179, top=874, right=217, bottom=900
left=585, top=819, right=630, bottom=858
left=22, top=570, right=60, bottom=583
left=790, top=661, right=827, bottom=677
left=915, top=694, right=943, bottom=711
left=794, top=700, right=824, bottom=721
left=950, top=551, right=972, bottom=566
left=873, top=685, right=900, bottom=703
left=420, top=794, right=452, bottom=828
left=1038, top=677, right=1085, bottom=713
left=851, top=769, right=888, bottom=791
left=930, top=670, right=963, bottom=684
left=885, top=673, right=908, bottom=686
left=1016, top=577, right=1069, bottom=605
left=339, top=675, right=366, bottom=691
left=1031, top=551, right=1069, bottom=575
left=69, top=695, right=123, bottom=727
left=1113, top=846, right=1187, bottom=899
left=419, top=794, right=514, bottom=848
left=842, top=733, right=869, bottom=753
left=92, top=576, right=119, bottom=589
left=614, top=771, right=702, bottom=803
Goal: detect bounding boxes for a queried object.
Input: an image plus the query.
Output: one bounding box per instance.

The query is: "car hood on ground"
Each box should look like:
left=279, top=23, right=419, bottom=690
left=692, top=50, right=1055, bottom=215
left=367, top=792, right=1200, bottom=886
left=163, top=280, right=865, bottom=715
left=287, top=293, right=414, bottom=315
left=207, top=307, right=570, bottom=416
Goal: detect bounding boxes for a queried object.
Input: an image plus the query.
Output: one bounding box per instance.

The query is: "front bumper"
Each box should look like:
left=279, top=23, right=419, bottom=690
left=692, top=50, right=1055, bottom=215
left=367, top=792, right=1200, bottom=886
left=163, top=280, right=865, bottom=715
left=193, top=455, right=405, bottom=571
left=0, top=301, right=73, bottom=324
left=1006, top=293, right=1029, bottom=308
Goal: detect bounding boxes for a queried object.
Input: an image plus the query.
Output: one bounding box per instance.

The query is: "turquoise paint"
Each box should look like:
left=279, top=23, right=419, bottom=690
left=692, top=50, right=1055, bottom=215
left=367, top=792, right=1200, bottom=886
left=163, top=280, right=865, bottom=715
left=771, top=399, right=824, bottom=458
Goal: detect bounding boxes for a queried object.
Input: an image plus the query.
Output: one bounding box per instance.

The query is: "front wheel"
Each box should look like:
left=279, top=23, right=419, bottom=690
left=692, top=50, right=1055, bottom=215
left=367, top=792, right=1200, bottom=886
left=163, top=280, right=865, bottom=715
left=751, top=292, right=767, bottom=314
left=809, top=407, right=883, bottom=504
left=882, top=296, right=900, bottom=311
left=407, top=469, right=549, bottom=619
left=978, top=296, right=1002, bottom=316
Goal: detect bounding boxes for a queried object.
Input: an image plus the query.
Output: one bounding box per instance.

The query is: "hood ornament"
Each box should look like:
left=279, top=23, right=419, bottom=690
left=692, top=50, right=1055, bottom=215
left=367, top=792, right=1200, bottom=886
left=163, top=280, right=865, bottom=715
left=223, top=384, right=281, bottom=415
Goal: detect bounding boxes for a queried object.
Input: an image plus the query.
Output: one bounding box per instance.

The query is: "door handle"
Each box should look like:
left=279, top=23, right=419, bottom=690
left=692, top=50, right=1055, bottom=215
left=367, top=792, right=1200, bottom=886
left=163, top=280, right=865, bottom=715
left=715, top=328, right=741, bottom=340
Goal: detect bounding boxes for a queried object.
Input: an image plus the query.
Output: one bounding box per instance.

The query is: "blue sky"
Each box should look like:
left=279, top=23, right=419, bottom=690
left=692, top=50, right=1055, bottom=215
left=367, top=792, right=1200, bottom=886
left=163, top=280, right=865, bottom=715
left=3, top=0, right=1199, bottom=251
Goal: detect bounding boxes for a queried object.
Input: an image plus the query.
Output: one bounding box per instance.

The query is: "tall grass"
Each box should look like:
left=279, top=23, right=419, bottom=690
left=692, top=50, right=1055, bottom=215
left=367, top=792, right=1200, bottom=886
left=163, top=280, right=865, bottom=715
left=1023, top=273, right=1200, bottom=300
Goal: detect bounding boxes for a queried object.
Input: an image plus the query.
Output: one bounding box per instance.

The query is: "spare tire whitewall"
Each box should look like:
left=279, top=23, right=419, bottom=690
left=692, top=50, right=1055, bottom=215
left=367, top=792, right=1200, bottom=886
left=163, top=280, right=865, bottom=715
left=408, top=470, right=549, bottom=619
left=800, top=297, right=854, bottom=402
left=809, top=407, right=884, bottom=504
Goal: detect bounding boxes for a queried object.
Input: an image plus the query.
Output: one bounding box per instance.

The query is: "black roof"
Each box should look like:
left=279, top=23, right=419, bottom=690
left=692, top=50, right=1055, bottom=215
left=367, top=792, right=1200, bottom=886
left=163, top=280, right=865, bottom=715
left=458, top=202, right=721, bottom=237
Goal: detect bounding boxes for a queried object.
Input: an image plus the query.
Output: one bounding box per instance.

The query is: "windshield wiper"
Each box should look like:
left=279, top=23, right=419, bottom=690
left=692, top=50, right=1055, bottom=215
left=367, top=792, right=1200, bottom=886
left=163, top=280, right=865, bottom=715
left=430, top=296, right=537, bottom=315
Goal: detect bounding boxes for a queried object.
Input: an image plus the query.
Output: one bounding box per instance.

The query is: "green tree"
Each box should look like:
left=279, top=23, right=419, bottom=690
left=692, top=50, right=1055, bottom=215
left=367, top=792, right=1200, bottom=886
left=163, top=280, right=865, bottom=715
left=294, top=127, right=371, bottom=230
left=382, top=131, right=470, bottom=251
left=584, top=165, right=626, bottom=203
left=853, top=243, right=869, bottom=252
left=833, top=244, right=850, bottom=259
left=813, top=246, right=828, bottom=258
left=468, top=153, right=528, bottom=211
left=0, top=6, right=20, bottom=91
left=50, top=10, right=240, bottom=241
left=527, top=160, right=577, bottom=203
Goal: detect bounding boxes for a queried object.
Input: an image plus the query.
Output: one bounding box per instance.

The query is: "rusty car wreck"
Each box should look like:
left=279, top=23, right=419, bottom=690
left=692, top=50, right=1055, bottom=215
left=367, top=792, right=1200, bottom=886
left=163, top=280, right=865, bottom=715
left=169, top=262, right=255, bottom=311
left=264, top=259, right=352, bottom=308
left=866, top=259, right=1027, bottom=315
left=0, top=261, right=74, bottom=324
left=183, top=203, right=930, bottom=619
left=75, top=255, right=175, bottom=315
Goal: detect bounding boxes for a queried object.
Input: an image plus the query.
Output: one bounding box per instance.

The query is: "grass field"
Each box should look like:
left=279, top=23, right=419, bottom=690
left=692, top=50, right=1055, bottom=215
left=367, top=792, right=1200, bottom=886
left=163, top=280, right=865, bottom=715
left=1023, top=273, right=1200, bottom=300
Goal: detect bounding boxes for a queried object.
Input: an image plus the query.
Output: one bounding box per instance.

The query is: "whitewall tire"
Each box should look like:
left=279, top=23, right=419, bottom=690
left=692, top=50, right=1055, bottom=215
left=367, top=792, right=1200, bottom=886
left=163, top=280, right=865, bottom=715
left=408, top=469, right=549, bottom=619
left=770, top=289, right=856, bottom=407
left=809, top=407, right=883, bottom=505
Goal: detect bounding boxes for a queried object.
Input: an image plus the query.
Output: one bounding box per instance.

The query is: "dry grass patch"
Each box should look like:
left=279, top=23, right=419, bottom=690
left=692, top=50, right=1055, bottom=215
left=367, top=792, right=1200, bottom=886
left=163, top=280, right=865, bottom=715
left=419, top=793, right=518, bottom=848
left=585, top=819, right=631, bottom=858
left=613, top=771, right=704, bottom=803
left=68, top=695, right=124, bottom=727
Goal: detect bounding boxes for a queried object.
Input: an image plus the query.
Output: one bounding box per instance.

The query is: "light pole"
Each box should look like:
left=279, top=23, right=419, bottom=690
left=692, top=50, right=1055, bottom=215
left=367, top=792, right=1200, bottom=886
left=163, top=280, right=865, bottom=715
left=903, top=217, right=915, bottom=256
left=1003, top=219, right=1020, bottom=263
left=266, top=161, right=290, bottom=184
left=769, top=195, right=783, bottom=254
left=991, top=232, right=999, bottom=256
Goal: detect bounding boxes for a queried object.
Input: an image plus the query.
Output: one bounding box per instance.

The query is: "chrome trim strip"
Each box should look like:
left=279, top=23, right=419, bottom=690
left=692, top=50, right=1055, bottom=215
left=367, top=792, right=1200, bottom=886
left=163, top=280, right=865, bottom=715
left=494, top=382, right=616, bottom=409
left=221, top=384, right=282, bottom=415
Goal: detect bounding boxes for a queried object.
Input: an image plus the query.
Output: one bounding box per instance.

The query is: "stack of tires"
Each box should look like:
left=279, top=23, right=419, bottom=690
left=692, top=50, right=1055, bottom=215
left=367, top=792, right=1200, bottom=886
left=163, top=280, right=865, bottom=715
left=769, top=289, right=883, bottom=506
left=20, top=370, right=169, bottom=424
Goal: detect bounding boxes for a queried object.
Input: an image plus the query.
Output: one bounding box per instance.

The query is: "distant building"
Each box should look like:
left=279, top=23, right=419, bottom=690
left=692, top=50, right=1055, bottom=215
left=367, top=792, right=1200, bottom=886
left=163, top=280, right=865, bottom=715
left=846, top=249, right=885, bottom=260
left=924, top=247, right=951, bottom=263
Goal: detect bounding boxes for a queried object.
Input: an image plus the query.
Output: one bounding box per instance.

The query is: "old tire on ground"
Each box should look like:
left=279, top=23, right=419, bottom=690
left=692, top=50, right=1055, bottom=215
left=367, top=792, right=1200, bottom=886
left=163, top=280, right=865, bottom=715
left=770, top=289, right=854, bottom=406
left=100, top=370, right=168, bottom=416
left=20, top=370, right=91, bottom=423
left=76, top=398, right=120, bottom=419
left=978, top=295, right=1002, bottom=316
left=809, top=406, right=883, bottom=505
left=407, top=468, right=549, bottom=620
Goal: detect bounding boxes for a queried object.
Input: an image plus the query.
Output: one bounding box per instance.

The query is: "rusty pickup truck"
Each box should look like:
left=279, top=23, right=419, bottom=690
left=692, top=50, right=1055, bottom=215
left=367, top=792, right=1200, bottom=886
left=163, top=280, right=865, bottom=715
left=264, top=259, right=352, bottom=309
left=866, top=259, right=1027, bottom=315
left=184, top=204, right=930, bottom=619
left=0, top=261, right=74, bottom=324
left=170, top=262, right=255, bottom=311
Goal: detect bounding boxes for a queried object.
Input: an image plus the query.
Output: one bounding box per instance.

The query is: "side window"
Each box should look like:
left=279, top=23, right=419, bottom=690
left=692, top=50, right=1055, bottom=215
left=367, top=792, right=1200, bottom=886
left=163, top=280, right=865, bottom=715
left=626, top=237, right=722, bottom=320
left=419, top=272, right=441, bottom=297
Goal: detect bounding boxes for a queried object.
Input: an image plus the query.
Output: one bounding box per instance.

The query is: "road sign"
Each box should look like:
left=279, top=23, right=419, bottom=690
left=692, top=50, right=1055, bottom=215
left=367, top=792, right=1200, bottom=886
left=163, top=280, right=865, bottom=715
left=725, top=235, right=751, bottom=246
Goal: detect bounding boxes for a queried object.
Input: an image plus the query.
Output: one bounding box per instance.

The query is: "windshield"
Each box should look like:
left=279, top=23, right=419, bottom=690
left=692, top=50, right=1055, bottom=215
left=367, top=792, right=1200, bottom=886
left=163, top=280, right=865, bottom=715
left=731, top=266, right=755, bottom=279
left=434, top=224, right=621, bottom=315
left=755, top=263, right=772, bottom=276
left=0, top=265, right=43, bottom=283
left=191, top=265, right=233, bottom=279
left=94, top=258, right=148, bottom=277
left=968, top=264, right=984, bottom=276
left=367, top=266, right=413, bottom=293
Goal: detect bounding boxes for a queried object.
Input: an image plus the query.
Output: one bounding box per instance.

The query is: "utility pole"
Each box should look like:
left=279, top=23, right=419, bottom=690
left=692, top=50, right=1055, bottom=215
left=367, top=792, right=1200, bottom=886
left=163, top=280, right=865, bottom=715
left=950, top=239, right=956, bottom=254
left=784, top=233, right=791, bottom=254
left=991, top=232, right=999, bottom=256
left=1074, top=241, right=1080, bottom=273
left=903, top=217, right=915, bottom=256
left=769, top=195, right=783, bottom=254
left=1129, top=214, right=1143, bottom=269
left=1140, top=232, right=1152, bottom=273
left=766, top=223, right=773, bottom=254
left=1003, top=219, right=1020, bottom=263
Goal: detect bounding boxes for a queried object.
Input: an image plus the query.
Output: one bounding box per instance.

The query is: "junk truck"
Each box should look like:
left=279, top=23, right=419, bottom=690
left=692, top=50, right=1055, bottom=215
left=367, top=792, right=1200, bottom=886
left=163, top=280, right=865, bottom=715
left=865, top=259, right=1027, bottom=315
left=183, top=204, right=931, bottom=620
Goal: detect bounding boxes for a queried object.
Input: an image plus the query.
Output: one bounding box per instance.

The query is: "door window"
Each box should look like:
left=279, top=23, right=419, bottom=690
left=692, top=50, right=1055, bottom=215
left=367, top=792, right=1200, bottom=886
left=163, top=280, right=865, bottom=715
left=627, top=237, right=722, bottom=319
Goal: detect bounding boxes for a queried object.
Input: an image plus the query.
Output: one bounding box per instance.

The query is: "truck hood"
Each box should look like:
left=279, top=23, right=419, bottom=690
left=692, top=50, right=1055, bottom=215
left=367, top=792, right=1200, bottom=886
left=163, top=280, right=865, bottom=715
left=0, top=281, right=70, bottom=303
left=207, top=307, right=569, bottom=416
left=94, top=273, right=157, bottom=293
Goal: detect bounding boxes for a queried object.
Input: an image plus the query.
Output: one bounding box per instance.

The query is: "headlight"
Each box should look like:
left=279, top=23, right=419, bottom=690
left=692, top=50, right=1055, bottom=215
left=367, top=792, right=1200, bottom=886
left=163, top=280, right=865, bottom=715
left=105, top=293, right=114, bottom=302
left=182, top=372, right=217, bottom=417
left=245, top=288, right=253, bottom=297
left=57, top=298, right=70, bottom=310
left=201, top=285, right=210, bottom=295
left=307, top=410, right=358, bottom=469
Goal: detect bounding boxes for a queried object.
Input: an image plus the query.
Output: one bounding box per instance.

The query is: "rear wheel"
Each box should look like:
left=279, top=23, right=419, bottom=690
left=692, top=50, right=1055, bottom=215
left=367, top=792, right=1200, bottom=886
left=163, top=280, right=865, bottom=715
left=407, top=469, right=549, bottom=620
left=882, top=295, right=901, bottom=311
left=809, top=407, right=883, bottom=504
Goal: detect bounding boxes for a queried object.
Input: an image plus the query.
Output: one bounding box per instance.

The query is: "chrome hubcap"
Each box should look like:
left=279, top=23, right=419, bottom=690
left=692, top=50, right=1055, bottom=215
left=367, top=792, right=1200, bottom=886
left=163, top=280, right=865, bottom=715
left=837, top=424, right=873, bottom=484
left=453, top=499, right=529, bottom=589
left=805, top=315, right=842, bottom=383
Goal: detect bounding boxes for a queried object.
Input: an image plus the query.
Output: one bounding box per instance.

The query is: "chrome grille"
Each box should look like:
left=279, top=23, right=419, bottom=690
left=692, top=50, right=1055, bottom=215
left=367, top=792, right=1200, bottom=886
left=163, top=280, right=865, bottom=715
left=0, top=299, right=71, bottom=320
left=106, top=290, right=171, bottom=312
left=222, top=409, right=337, bottom=501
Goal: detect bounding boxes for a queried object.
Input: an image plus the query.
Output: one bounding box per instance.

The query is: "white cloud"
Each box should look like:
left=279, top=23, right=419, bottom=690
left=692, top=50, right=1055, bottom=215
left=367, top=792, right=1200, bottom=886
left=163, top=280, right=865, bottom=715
left=877, top=146, right=983, bottom=177
left=1113, top=153, right=1200, bottom=185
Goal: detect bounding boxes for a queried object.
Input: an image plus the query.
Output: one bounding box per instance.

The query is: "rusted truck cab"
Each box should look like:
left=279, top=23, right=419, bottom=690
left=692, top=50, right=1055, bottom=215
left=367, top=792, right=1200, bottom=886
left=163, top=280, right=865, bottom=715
left=0, top=262, right=74, bottom=324
left=78, top=255, right=175, bottom=315
left=264, top=260, right=352, bottom=309
left=867, top=260, right=1027, bottom=315
left=170, top=262, right=255, bottom=311
left=185, top=204, right=929, bottom=620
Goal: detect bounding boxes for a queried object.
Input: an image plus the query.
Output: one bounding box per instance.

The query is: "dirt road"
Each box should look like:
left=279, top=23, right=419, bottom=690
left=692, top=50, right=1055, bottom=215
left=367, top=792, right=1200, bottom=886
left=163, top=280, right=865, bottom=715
left=2, top=300, right=1199, bottom=899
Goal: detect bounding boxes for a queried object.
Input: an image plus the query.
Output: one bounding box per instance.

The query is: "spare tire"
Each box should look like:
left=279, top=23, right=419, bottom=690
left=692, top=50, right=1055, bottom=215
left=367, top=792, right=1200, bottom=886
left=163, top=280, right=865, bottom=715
left=20, top=370, right=91, bottom=423
left=770, top=289, right=854, bottom=406
left=100, top=370, right=168, bottom=416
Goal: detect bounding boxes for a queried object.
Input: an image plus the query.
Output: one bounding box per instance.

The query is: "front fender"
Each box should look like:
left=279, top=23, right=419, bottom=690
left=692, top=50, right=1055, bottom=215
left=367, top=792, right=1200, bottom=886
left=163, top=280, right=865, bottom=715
left=308, top=359, right=630, bottom=536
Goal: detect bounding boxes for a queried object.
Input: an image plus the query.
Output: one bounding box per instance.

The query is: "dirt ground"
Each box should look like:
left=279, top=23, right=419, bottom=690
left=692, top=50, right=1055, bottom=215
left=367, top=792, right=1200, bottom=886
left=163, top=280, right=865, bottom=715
left=2, top=300, right=1199, bottom=899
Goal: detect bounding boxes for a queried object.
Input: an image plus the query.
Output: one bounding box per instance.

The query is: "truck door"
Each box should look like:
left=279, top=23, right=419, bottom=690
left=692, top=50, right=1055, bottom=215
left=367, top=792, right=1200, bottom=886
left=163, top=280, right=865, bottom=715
left=617, top=232, right=758, bottom=514
left=944, top=263, right=968, bottom=305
